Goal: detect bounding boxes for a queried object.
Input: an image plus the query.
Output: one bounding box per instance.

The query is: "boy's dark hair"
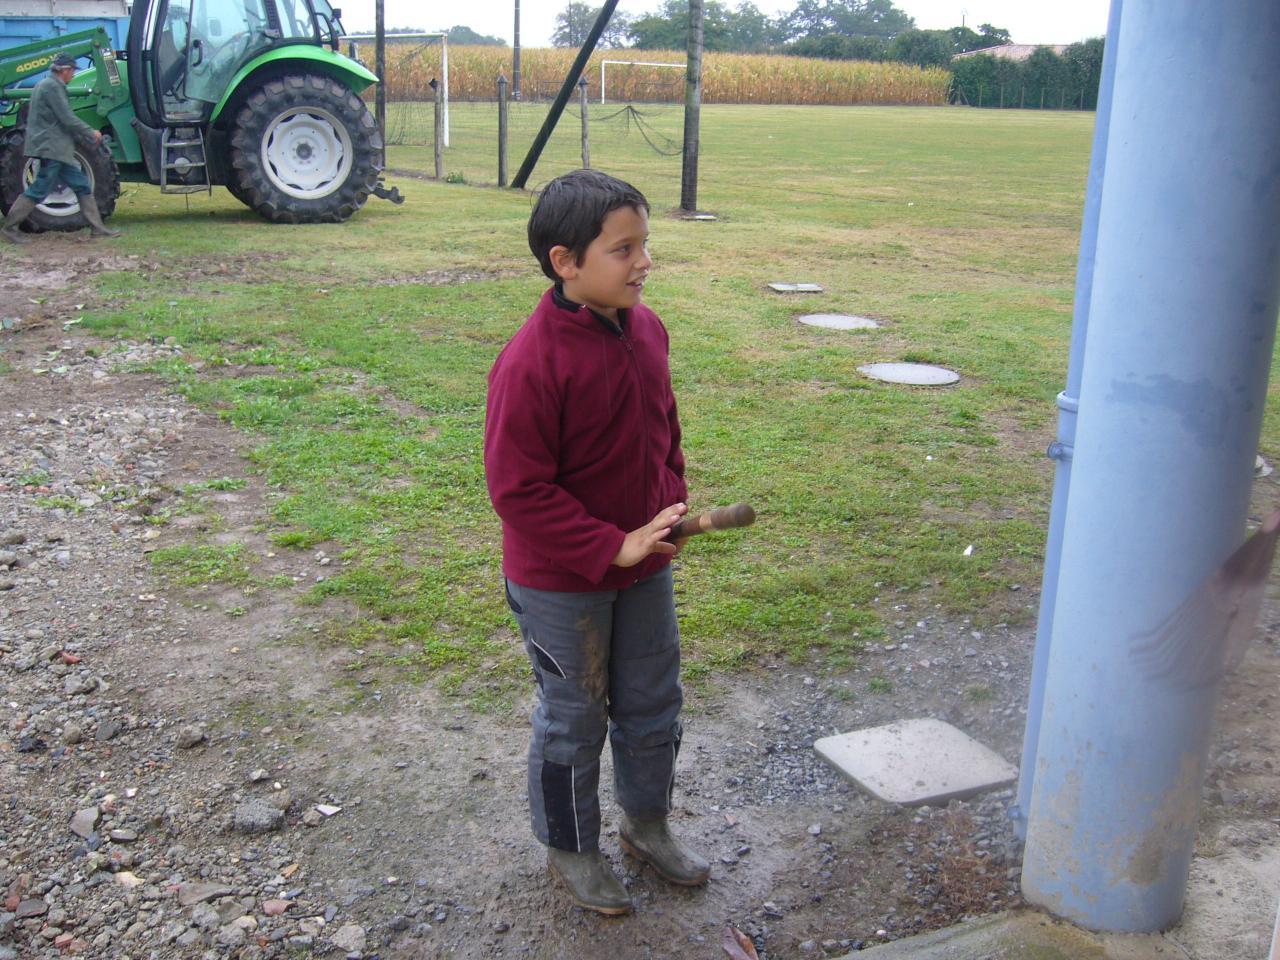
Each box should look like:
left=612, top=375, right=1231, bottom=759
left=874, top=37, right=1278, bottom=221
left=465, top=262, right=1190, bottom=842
left=528, top=169, right=650, bottom=282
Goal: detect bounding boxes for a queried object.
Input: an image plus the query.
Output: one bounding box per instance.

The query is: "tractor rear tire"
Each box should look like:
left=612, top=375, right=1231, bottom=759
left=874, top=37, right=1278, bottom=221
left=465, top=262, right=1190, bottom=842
left=0, top=131, right=120, bottom=234
left=228, top=73, right=382, bottom=224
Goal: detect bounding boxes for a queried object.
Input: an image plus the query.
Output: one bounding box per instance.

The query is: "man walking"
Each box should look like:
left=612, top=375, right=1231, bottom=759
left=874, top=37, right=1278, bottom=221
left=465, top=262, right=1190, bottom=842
left=1, top=52, right=120, bottom=244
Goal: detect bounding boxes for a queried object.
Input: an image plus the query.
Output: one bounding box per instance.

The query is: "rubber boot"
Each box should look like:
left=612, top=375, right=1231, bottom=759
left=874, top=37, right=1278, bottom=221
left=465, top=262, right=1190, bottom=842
left=547, top=848, right=633, bottom=916
left=78, top=194, right=120, bottom=238
left=620, top=816, right=711, bottom=886
left=1, top=195, right=36, bottom=244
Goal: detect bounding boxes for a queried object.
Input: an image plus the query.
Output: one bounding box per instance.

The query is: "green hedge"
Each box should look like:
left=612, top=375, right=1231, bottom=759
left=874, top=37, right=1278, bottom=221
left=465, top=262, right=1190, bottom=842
left=951, top=39, right=1104, bottom=110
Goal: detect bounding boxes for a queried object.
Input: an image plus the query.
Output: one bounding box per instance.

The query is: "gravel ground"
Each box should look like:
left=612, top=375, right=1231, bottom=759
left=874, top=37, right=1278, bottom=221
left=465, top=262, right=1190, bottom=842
left=0, top=249, right=1276, bottom=960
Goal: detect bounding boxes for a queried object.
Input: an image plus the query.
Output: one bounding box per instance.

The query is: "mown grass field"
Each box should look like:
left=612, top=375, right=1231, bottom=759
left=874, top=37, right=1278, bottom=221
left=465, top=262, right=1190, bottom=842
left=67, top=104, right=1275, bottom=705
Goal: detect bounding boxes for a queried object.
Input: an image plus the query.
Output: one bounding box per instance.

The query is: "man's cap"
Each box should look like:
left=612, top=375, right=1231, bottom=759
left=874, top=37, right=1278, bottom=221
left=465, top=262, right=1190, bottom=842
left=51, top=53, right=77, bottom=70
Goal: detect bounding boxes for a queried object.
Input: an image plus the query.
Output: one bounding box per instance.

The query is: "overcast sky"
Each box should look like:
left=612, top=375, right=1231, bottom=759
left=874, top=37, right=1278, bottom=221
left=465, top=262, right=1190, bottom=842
left=339, top=0, right=1111, bottom=47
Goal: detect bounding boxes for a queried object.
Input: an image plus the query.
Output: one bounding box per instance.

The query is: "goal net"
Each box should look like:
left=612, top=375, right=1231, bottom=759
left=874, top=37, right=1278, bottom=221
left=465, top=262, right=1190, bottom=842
left=347, top=32, right=450, bottom=147
left=599, top=59, right=684, bottom=104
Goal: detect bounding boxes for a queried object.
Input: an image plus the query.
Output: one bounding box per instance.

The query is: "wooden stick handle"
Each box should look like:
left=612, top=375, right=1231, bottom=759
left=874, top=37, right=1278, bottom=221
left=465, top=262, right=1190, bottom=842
left=666, top=503, right=756, bottom=541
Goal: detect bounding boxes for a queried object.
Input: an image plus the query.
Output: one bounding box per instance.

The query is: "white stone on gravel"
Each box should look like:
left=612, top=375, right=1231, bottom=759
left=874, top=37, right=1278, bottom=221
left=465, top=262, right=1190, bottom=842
left=69, top=806, right=99, bottom=838
left=332, top=922, right=367, bottom=953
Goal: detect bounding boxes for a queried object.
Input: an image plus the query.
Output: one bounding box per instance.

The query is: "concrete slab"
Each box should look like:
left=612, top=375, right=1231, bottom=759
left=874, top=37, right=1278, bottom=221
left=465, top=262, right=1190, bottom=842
left=814, top=718, right=1017, bottom=806
left=768, top=282, right=824, bottom=293
left=798, top=313, right=880, bottom=330
left=859, top=362, right=960, bottom=386
left=840, top=910, right=1191, bottom=960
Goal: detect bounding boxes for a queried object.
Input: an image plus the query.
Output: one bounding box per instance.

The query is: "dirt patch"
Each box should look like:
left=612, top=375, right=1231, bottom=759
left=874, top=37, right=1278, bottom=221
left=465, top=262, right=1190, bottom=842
left=372, top=267, right=517, bottom=287
left=1, top=310, right=1277, bottom=960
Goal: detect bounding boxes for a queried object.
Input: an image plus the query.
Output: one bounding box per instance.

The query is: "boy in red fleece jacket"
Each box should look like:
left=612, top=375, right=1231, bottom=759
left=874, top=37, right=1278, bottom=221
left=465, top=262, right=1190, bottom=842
left=484, top=170, right=710, bottom=915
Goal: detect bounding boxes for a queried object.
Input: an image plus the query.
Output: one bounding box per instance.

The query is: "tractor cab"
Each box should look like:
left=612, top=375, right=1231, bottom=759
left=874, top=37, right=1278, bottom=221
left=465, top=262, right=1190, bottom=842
left=129, top=0, right=345, bottom=123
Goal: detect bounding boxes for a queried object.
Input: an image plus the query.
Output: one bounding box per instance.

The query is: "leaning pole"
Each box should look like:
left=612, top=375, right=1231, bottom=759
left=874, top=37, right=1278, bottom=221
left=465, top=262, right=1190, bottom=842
left=1021, top=0, right=1280, bottom=931
left=1011, top=0, right=1122, bottom=839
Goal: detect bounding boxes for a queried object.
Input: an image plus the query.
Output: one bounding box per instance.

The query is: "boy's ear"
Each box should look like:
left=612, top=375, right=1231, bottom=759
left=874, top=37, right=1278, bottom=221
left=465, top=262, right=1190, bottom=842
left=548, top=245, right=578, bottom=281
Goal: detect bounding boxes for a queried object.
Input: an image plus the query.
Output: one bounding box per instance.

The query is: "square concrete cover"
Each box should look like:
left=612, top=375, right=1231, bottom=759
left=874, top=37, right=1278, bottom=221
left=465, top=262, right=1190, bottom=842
left=814, top=718, right=1017, bottom=806
left=768, top=282, right=824, bottom=293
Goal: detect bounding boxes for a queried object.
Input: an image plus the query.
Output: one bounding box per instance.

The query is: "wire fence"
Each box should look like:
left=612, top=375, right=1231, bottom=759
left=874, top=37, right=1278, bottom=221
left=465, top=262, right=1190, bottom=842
left=380, top=98, right=687, bottom=198
left=951, top=83, right=1095, bottom=110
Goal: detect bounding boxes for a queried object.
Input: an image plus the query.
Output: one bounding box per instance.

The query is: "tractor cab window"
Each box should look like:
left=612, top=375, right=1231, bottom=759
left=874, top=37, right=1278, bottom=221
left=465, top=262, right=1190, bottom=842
left=154, top=2, right=192, bottom=114
left=274, top=0, right=318, bottom=40
left=311, top=0, right=344, bottom=47
left=183, top=0, right=269, bottom=103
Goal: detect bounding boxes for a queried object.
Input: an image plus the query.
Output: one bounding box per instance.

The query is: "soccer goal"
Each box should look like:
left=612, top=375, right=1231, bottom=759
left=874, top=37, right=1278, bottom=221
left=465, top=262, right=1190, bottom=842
left=345, top=31, right=450, bottom=147
left=599, top=59, right=684, bottom=104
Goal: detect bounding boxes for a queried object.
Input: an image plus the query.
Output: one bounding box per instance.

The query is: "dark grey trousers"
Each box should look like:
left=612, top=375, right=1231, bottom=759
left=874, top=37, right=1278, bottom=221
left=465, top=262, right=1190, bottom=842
left=505, top=566, right=684, bottom=852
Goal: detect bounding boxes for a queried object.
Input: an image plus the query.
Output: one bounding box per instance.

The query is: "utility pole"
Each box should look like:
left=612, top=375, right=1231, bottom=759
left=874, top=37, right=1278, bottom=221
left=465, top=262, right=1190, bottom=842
left=375, top=0, right=386, bottom=163
left=680, top=0, right=705, bottom=212
left=513, top=0, right=522, bottom=100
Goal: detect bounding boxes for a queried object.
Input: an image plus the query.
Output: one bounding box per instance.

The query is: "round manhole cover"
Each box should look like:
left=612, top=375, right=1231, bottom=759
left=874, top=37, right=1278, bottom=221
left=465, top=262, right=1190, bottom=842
left=858, top=362, right=960, bottom=386
left=798, top=313, right=880, bottom=330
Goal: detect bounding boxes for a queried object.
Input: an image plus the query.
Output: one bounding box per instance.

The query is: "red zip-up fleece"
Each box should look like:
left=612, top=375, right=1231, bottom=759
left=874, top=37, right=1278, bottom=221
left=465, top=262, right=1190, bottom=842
left=484, top=286, right=687, bottom=591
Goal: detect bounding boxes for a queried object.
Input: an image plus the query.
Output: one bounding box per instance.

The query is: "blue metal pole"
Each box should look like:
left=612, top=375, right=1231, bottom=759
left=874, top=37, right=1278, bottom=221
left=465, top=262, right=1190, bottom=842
left=1010, top=0, right=1123, bottom=840
left=1021, top=0, right=1280, bottom=931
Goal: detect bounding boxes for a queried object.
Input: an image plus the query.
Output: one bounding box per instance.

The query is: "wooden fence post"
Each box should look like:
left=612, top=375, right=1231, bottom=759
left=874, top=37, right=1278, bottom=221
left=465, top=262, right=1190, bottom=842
left=498, top=73, right=509, bottom=187
left=430, top=78, right=443, bottom=179
left=680, top=0, right=705, bottom=212
left=578, top=76, right=590, bottom=169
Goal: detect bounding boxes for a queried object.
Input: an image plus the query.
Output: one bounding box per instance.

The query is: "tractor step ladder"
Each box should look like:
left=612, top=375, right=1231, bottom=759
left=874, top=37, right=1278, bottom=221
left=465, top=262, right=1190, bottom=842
left=160, top=126, right=211, bottom=195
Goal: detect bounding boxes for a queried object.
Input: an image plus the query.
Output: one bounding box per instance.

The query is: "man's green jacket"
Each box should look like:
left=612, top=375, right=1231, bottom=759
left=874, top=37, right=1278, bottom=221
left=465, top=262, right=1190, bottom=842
left=24, top=75, right=97, bottom=165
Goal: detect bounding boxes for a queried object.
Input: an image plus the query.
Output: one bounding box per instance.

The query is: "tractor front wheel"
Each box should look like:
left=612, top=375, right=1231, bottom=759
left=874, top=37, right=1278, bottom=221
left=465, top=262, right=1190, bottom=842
left=0, top=131, right=120, bottom=234
left=228, top=73, right=382, bottom=224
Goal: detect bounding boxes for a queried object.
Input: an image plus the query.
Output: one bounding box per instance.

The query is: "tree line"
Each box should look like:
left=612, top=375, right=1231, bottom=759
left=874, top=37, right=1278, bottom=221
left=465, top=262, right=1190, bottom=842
left=549, top=0, right=1011, bottom=62
left=396, top=0, right=1106, bottom=109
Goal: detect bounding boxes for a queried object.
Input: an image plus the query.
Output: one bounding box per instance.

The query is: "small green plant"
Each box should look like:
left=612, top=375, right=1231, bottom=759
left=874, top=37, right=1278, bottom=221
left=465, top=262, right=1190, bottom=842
left=965, top=683, right=995, bottom=702
left=867, top=676, right=893, bottom=694
left=150, top=543, right=253, bottom=586
left=225, top=606, right=247, bottom=617
left=18, top=468, right=51, bottom=486
left=445, top=171, right=467, bottom=184
left=195, top=476, right=249, bottom=491
left=35, top=495, right=82, bottom=512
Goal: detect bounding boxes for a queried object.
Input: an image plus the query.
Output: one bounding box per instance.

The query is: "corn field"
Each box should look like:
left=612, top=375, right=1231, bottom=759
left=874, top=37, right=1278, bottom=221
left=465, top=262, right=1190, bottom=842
left=375, top=44, right=950, bottom=106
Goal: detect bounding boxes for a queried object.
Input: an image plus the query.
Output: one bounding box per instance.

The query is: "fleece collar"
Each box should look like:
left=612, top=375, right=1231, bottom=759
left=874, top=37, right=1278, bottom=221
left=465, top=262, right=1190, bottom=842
left=552, top=284, right=627, bottom=337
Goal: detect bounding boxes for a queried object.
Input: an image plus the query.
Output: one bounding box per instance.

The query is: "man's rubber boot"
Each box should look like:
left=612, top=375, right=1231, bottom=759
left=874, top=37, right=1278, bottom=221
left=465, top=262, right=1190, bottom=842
left=620, top=817, right=711, bottom=886
left=79, top=195, right=120, bottom=238
left=1, top=195, right=36, bottom=244
left=547, top=848, right=633, bottom=916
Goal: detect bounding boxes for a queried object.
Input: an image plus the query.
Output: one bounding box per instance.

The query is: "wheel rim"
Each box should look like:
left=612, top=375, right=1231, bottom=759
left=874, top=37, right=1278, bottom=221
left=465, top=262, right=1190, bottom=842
left=260, top=106, right=353, bottom=200
left=22, top=155, right=94, bottom=218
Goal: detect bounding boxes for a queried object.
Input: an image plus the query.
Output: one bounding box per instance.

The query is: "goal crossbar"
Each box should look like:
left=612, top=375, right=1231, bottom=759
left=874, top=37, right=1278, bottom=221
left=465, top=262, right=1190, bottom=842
left=599, top=60, right=684, bottom=104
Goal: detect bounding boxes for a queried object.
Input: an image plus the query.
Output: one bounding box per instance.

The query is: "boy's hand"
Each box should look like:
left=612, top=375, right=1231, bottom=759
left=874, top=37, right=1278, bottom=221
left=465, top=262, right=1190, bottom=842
left=612, top=503, right=688, bottom=568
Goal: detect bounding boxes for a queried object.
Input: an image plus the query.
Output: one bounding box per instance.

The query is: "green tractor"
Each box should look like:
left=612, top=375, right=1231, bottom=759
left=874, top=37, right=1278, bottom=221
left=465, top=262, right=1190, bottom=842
left=0, top=0, right=394, bottom=232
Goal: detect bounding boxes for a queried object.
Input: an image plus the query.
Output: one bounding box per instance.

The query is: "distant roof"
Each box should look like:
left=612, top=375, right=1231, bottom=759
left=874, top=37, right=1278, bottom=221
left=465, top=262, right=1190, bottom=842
left=0, top=0, right=129, bottom=15
left=952, top=44, right=1070, bottom=62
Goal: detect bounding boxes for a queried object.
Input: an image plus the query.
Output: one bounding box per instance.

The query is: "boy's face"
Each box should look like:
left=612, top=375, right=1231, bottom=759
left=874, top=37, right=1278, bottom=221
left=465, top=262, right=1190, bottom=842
left=551, top=205, right=651, bottom=321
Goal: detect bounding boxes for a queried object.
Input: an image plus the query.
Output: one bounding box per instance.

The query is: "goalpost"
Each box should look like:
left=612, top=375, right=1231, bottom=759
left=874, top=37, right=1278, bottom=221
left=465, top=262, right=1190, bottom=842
left=599, top=59, right=684, bottom=104
left=345, top=31, right=449, bottom=146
